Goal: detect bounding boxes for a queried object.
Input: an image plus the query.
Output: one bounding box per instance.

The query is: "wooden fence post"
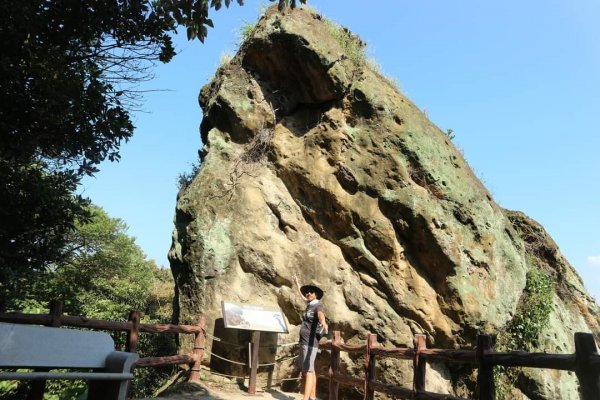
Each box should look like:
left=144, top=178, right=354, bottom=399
left=575, top=332, right=600, bottom=400
left=329, top=331, right=341, bottom=400
left=189, top=316, right=206, bottom=382
left=364, top=333, right=378, bottom=400
left=477, top=334, right=495, bottom=400
left=126, top=310, right=140, bottom=353
left=413, top=334, right=427, bottom=393
left=49, top=300, right=63, bottom=327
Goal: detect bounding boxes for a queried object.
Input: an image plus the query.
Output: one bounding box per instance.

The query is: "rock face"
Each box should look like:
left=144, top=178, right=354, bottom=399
left=169, top=7, right=600, bottom=398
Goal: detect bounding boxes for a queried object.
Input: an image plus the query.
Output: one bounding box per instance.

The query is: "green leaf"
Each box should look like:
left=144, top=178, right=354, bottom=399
left=186, top=26, right=196, bottom=40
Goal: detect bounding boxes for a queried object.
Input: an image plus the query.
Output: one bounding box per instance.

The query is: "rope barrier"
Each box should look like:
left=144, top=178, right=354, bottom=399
left=258, top=354, right=298, bottom=367
left=268, top=375, right=302, bottom=382
left=203, top=331, right=298, bottom=349
left=198, top=378, right=244, bottom=385
left=205, top=349, right=248, bottom=366
left=204, top=332, right=246, bottom=349
left=260, top=341, right=299, bottom=349
left=199, top=368, right=248, bottom=380
left=202, top=331, right=301, bottom=369
left=198, top=368, right=302, bottom=385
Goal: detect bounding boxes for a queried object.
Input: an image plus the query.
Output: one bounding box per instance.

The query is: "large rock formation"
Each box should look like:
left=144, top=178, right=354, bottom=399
left=169, top=6, right=600, bottom=398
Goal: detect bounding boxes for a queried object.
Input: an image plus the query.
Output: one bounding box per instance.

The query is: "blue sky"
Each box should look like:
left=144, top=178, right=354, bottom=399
left=80, top=0, right=600, bottom=300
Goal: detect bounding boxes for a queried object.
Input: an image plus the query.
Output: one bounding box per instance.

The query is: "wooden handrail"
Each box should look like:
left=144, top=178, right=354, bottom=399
left=133, top=354, right=197, bottom=368
left=4, top=304, right=599, bottom=399
left=0, top=301, right=206, bottom=384
left=321, top=330, right=600, bottom=400
left=0, top=312, right=203, bottom=334
left=420, top=348, right=477, bottom=364
left=370, top=346, right=415, bottom=359
left=320, top=339, right=366, bottom=353
left=486, top=351, right=576, bottom=370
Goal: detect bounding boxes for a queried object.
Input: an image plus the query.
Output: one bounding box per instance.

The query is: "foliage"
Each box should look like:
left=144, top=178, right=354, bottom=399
left=9, top=205, right=154, bottom=318
left=0, top=0, right=308, bottom=303
left=494, top=265, right=555, bottom=399
left=131, top=330, right=178, bottom=397
left=445, top=128, right=456, bottom=141
left=220, top=51, right=235, bottom=66
left=0, top=381, right=28, bottom=400
left=501, top=265, right=555, bottom=351
left=237, top=19, right=257, bottom=47
left=177, top=160, right=201, bottom=190
left=153, top=0, right=306, bottom=42
left=1, top=204, right=176, bottom=399
left=272, top=0, right=307, bottom=11
left=324, top=19, right=366, bottom=68
left=0, top=0, right=168, bottom=290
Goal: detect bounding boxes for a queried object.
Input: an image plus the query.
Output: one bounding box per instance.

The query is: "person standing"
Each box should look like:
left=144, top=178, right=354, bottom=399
left=293, top=275, right=327, bottom=400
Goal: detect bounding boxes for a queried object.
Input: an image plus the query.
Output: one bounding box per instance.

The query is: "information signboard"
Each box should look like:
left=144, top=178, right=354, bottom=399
left=221, top=301, right=289, bottom=333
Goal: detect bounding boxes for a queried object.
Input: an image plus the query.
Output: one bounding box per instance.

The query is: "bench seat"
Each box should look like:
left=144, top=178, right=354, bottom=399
left=0, top=322, right=138, bottom=400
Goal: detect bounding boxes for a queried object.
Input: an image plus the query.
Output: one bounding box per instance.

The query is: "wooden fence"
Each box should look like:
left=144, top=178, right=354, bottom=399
left=0, top=300, right=206, bottom=381
left=3, top=302, right=600, bottom=399
left=318, top=330, right=600, bottom=400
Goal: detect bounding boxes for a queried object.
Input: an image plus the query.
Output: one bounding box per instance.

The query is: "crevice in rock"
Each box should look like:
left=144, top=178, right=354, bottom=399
left=334, top=163, right=359, bottom=194
left=377, top=196, right=463, bottom=338
left=462, top=249, right=490, bottom=271
left=278, top=99, right=342, bottom=137
left=237, top=247, right=280, bottom=285
left=378, top=197, right=455, bottom=286
left=266, top=200, right=297, bottom=234
left=242, top=31, right=344, bottom=110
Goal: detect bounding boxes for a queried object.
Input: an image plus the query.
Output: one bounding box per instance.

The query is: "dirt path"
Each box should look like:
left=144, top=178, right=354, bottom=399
left=144, top=381, right=304, bottom=400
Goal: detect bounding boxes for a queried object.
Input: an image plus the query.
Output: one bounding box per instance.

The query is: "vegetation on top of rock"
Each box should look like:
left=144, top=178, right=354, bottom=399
left=324, top=19, right=367, bottom=68
left=177, top=159, right=202, bottom=190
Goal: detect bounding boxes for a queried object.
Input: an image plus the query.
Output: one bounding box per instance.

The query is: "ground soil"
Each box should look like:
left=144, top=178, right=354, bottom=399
left=144, top=380, right=304, bottom=400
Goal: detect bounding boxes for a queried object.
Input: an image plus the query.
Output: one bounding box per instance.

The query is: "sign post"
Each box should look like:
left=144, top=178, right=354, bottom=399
left=221, top=301, right=289, bottom=395
left=248, top=331, right=261, bottom=395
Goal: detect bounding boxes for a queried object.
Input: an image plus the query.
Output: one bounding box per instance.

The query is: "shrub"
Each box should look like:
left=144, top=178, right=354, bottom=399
left=494, top=264, right=555, bottom=399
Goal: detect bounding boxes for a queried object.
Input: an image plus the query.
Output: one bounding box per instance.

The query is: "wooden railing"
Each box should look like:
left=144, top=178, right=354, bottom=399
left=0, top=300, right=206, bottom=381
left=5, top=303, right=599, bottom=399
left=318, top=331, right=600, bottom=400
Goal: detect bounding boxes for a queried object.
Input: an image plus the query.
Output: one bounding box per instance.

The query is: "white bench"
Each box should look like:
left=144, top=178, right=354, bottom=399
left=0, top=322, right=138, bottom=400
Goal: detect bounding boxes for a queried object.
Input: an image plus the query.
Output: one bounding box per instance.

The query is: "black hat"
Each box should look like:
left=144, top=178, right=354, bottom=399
left=300, top=284, right=324, bottom=300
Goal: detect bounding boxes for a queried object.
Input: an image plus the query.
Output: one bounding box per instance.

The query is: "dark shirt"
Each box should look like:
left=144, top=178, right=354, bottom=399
left=299, top=300, right=323, bottom=348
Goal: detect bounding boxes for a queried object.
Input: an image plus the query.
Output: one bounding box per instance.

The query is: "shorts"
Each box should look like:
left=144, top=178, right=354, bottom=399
left=300, top=344, right=318, bottom=372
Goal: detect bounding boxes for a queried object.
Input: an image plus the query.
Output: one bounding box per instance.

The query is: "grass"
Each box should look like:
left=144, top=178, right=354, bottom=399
left=324, top=19, right=366, bottom=68
left=236, top=19, right=256, bottom=49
